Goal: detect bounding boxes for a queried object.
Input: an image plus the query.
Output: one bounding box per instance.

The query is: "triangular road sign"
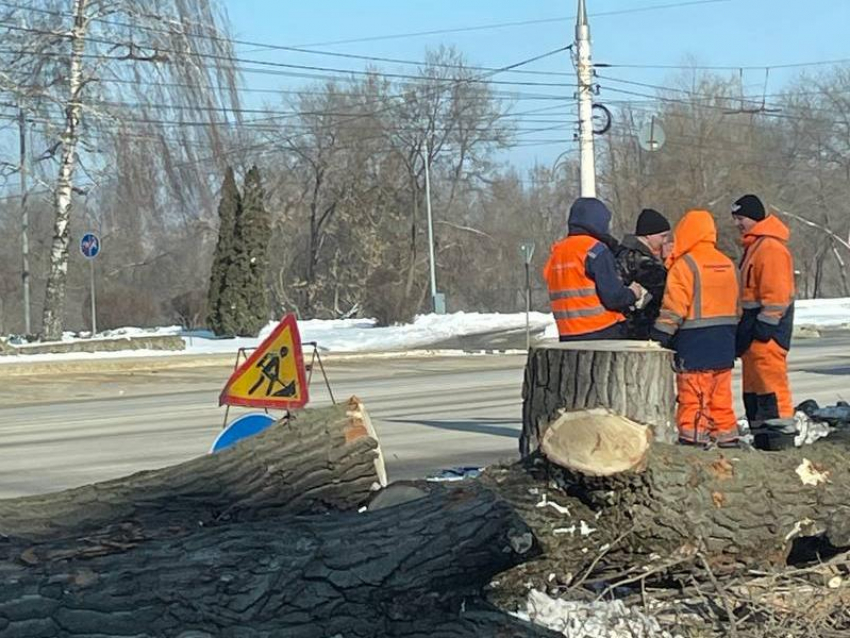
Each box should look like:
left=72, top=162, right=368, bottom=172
left=219, top=314, right=309, bottom=409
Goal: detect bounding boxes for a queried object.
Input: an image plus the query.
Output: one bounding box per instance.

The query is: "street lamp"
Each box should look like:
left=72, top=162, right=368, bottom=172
left=422, top=138, right=445, bottom=314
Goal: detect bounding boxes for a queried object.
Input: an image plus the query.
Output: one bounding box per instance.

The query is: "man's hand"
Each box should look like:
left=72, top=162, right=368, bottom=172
left=629, top=282, right=651, bottom=309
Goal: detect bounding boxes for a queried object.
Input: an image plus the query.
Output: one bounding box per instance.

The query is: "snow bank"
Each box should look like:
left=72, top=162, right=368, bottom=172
left=539, top=296, right=850, bottom=338
left=795, top=297, right=850, bottom=329
left=514, top=590, right=682, bottom=638
left=2, top=297, right=846, bottom=364
left=0, top=312, right=552, bottom=363
left=177, top=311, right=552, bottom=356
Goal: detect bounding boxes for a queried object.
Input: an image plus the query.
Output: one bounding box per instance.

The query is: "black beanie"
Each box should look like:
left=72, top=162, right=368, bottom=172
left=635, top=208, right=670, bottom=236
left=731, top=194, right=765, bottom=221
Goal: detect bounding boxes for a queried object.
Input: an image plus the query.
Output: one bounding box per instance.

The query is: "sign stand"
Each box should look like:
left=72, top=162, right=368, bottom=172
left=302, top=341, right=336, bottom=404
left=80, top=232, right=100, bottom=337
left=89, top=259, right=97, bottom=336
left=220, top=341, right=336, bottom=429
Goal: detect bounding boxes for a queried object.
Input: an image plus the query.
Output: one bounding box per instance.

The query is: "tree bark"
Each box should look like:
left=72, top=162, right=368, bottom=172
left=42, top=0, right=88, bottom=341
left=485, top=435, right=850, bottom=610
left=0, top=397, right=387, bottom=544
left=0, top=485, right=554, bottom=638
left=520, top=341, right=677, bottom=456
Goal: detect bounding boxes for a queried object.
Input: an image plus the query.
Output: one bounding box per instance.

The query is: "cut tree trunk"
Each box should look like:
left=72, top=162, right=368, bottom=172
left=0, top=485, right=555, bottom=638
left=520, top=340, right=676, bottom=455
left=0, top=397, right=386, bottom=544
left=486, top=422, right=850, bottom=610
left=541, top=408, right=652, bottom=476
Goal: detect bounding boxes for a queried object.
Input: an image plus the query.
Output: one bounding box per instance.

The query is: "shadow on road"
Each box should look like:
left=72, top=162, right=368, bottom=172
left=799, top=366, right=850, bottom=376
left=384, top=417, right=520, bottom=438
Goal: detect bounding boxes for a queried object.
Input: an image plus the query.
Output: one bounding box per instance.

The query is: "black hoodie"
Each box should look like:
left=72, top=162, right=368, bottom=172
left=615, top=234, right=667, bottom=339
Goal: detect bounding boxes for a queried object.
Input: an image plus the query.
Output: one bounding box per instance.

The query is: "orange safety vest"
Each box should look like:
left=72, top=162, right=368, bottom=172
left=544, top=235, right=625, bottom=337
left=739, top=216, right=795, bottom=327
left=654, top=210, right=740, bottom=371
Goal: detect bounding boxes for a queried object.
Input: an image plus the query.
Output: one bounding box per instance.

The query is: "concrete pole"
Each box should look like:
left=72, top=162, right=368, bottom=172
left=575, top=0, right=597, bottom=198
left=423, top=138, right=438, bottom=311
left=18, top=108, right=31, bottom=335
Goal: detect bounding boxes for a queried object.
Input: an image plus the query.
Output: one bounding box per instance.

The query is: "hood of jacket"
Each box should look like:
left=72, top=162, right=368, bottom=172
left=666, top=209, right=717, bottom=267
left=568, top=197, right=612, bottom=240
left=743, top=214, right=790, bottom=249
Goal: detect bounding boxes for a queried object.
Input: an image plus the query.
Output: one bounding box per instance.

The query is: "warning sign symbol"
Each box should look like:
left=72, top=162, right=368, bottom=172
left=219, top=314, right=309, bottom=409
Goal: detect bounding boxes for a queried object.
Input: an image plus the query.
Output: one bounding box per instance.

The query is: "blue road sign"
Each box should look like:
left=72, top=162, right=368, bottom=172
left=209, top=412, right=276, bottom=454
left=80, top=233, right=100, bottom=259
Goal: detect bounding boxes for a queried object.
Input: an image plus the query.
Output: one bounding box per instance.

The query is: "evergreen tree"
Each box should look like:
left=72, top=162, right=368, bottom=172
left=206, top=167, right=241, bottom=336
left=220, top=165, right=272, bottom=336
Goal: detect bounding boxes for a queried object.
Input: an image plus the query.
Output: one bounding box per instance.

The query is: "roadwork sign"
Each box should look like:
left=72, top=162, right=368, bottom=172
left=219, top=314, right=309, bottom=409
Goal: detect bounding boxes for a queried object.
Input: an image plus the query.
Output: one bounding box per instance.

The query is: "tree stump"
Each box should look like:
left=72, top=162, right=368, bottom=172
left=541, top=409, right=652, bottom=476
left=0, top=397, right=387, bottom=543
left=520, top=340, right=676, bottom=455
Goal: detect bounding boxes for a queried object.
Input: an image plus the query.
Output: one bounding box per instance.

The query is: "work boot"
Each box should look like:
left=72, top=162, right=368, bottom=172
left=678, top=433, right=711, bottom=447
left=751, top=418, right=798, bottom=451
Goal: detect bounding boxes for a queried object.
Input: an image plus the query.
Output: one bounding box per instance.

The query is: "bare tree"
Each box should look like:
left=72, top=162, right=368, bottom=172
left=0, top=0, right=241, bottom=338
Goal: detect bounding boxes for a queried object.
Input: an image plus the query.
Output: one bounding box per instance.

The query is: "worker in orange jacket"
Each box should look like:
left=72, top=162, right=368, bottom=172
left=652, top=210, right=741, bottom=446
left=545, top=198, right=645, bottom=341
left=731, top=195, right=795, bottom=425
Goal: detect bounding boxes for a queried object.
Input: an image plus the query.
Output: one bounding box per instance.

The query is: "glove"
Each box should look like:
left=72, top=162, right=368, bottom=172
left=753, top=319, right=776, bottom=343
left=635, top=290, right=653, bottom=311
left=629, top=282, right=650, bottom=310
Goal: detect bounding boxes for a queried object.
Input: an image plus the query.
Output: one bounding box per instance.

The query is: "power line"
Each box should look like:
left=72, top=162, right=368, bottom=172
left=597, top=58, right=850, bottom=71
left=0, top=23, right=577, bottom=89
left=0, top=0, right=577, bottom=79
left=598, top=84, right=850, bottom=126
left=0, top=0, right=731, bottom=51
left=294, top=0, right=732, bottom=47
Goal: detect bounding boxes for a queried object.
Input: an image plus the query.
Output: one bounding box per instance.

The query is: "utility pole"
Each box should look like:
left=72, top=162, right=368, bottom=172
left=18, top=108, right=31, bottom=335
left=575, top=0, right=597, bottom=198
left=423, top=137, right=439, bottom=312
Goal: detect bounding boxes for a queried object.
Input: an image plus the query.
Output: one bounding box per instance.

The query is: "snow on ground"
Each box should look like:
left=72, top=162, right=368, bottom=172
left=795, top=297, right=850, bottom=329
left=1, top=298, right=847, bottom=364
left=513, top=590, right=682, bottom=638
left=0, top=312, right=553, bottom=363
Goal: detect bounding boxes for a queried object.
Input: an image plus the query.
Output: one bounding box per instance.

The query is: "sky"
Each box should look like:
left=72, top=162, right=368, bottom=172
left=224, top=0, right=850, bottom=172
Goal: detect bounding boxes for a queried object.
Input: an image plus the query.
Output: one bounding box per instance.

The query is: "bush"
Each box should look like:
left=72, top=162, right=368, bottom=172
left=362, top=266, right=418, bottom=326
left=82, top=284, right=162, bottom=331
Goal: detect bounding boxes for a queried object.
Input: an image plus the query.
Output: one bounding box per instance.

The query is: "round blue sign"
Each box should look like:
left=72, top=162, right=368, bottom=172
left=209, top=413, right=276, bottom=454
left=80, top=233, right=100, bottom=259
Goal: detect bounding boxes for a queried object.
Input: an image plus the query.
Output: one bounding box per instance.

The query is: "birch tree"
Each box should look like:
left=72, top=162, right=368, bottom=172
left=0, top=0, right=241, bottom=339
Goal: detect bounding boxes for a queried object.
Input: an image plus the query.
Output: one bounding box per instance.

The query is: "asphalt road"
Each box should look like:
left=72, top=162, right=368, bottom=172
left=0, top=334, right=848, bottom=499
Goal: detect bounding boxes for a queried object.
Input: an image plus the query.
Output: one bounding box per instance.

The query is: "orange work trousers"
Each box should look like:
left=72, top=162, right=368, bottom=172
left=741, top=339, right=793, bottom=422
left=676, top=369, right=738, bottom=444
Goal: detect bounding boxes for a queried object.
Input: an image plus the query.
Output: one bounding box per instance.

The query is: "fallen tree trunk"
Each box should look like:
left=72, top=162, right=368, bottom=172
left=521, top=341, right=677, bottom=455
left=0, top=397, right=386, bottom=543
left=0, top=485, right=555, bottom=638
left=486, top=415, right=850, bottom=613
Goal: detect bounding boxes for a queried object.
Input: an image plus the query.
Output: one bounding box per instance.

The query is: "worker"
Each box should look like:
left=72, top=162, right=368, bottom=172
left=732, top=194, right=795, bottom=426
left=615, top=208, right=671, bottom=339
left=545, top=197, right=646, bottom=341
left=652, top=210, right=740, bottom=446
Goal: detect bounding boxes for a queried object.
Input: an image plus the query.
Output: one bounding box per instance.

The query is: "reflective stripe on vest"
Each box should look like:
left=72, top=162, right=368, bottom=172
left=546, top=235, right=625, bottom=337
left=740, top=238, right=793, bottom=321
left=678, top=254, right=738, bottom=330
left=549, top=287, right=596, bottom=301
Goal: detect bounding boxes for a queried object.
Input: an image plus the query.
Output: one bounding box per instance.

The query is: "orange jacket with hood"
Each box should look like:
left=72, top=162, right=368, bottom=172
left=737, top=214, right=795, bottom=353
left=652, top=210, right=740, bottom=371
